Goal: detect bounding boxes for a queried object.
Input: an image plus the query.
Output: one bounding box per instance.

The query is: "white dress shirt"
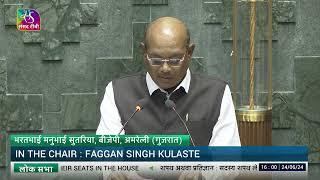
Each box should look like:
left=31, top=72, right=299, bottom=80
left=97, top=69, right=241, bottom=146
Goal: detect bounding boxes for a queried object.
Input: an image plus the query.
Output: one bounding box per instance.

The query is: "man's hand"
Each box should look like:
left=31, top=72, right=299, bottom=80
left=106, top=172, right=128, bottom=180
left=106, top=172, right=153, bottom=180
left=178, top=171, right=205, bottom=180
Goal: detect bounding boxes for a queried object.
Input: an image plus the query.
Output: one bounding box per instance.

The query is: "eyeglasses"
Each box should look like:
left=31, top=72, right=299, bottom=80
left=146, top=53, right=186, bottom=66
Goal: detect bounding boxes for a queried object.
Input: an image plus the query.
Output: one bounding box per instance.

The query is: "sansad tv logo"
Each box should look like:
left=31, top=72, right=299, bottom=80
left=16, top=9, right=41, bottom=31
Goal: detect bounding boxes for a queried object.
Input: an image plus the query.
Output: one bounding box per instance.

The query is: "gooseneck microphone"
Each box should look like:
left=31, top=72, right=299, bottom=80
left=165, top=98, right=196, bottom=146
left=117, top=98, right=147, bottom=135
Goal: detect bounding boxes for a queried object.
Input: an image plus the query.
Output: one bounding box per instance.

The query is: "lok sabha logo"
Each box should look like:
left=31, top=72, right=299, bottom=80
left=16, top=9, right=41, bottom=31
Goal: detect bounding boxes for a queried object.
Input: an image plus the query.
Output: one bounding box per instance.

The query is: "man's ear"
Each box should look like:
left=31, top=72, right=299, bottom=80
left=140, top=42, right=146, bottom=53
left=187, top=43, right=195, bottom=57
left=140, top=42, right=148, bottom=65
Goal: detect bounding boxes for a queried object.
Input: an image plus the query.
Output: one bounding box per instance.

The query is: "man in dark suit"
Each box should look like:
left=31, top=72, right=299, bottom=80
left=97, top=16, right=240, bottom=180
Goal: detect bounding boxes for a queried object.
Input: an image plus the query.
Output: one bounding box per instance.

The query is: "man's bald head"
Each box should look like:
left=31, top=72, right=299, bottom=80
left=141, top=17, right=195, bottom=90
left=143, top=17, right=190, bottom=49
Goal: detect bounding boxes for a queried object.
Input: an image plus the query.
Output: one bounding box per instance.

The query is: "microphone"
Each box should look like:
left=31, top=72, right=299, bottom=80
left=165, top=98, right=196, bottom=146
left=117, top=98, right=147, bottom=135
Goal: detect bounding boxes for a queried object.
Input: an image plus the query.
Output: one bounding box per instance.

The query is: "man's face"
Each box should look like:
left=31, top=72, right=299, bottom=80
left=142, top=39, right=194, bottom=90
